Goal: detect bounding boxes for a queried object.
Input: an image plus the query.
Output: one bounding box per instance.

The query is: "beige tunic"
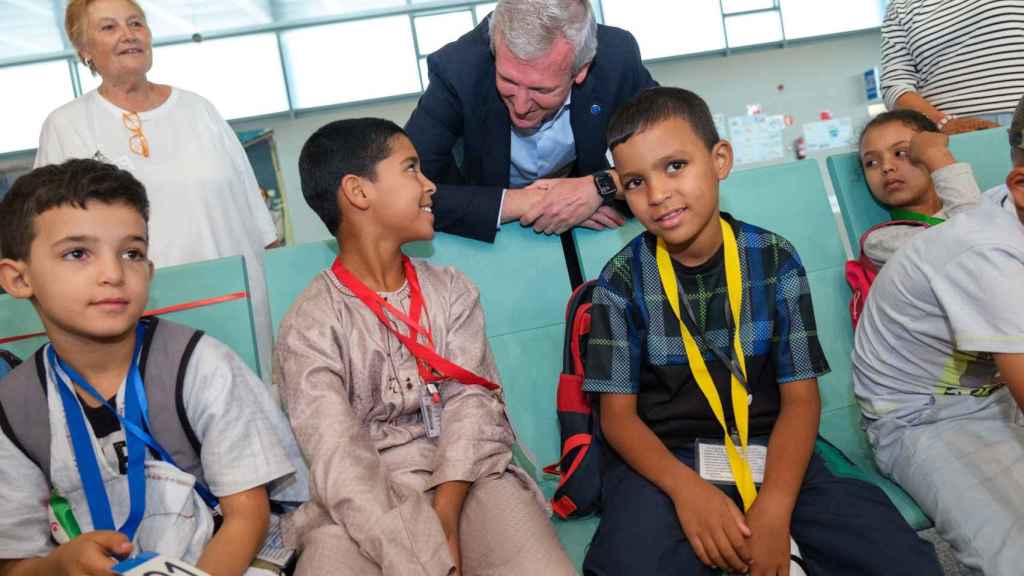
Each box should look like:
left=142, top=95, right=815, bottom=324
left=274, top=260, right=572, bottom=575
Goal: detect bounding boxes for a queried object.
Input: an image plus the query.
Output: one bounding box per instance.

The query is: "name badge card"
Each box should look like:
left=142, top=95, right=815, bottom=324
left=694, top=440, right=767, bottom=486
left=114, top=552, right=210, bottom=576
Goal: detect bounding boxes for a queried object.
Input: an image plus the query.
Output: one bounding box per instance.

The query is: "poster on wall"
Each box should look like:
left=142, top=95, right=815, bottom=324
left=803, top=118, right=854, bottom=152
left=728, top=114, right=786, bottom=165
left=237, top=129, right=292, bottom=246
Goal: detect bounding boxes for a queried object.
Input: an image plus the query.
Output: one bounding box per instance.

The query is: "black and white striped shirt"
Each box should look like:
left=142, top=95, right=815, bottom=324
left=881, top=0, right=1024, bottom=116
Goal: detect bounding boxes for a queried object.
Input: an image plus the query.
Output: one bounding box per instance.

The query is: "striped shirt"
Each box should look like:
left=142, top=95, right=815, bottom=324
left=881, top=0, right=1024, bottom=116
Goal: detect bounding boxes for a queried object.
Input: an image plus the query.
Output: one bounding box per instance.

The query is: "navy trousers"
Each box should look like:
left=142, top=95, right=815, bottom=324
left=582, top=446, right=942, bottom=576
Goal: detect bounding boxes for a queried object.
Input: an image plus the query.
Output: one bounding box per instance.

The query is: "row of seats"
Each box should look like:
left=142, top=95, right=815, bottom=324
left=0, top=127, right=1010, bottom=569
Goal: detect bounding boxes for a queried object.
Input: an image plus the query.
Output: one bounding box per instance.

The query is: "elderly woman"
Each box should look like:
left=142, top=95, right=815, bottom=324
left=881, top=0, right=1024, bottom=134
left=36, top=0, right=277, bottom=374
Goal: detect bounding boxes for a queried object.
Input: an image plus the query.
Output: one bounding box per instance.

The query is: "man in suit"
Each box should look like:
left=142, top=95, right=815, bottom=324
left=405, top=0, right=657, bottom=245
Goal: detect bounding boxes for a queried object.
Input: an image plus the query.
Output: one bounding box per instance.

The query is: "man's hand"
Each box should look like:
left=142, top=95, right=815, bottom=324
left=520, top=176, right=607, bottom=235
left=909, top=130, right=954, bottom=173
left=746, top=496, right=792, bottom=576
left=941, top=117, right=1000, bottom=135
left=671, top=477, right=751, bottom=573
left=579, top=206, right=627, bottom=230
left=46, top=531, right=132, bottom=576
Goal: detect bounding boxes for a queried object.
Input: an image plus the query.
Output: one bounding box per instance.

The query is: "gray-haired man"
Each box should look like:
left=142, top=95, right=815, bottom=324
left=406, top=0, right=657, bottom=255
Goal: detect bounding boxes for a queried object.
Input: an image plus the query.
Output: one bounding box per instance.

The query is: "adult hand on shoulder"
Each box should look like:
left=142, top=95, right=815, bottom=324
left=51, top=531, right=132, bottom=576
left=520, top=176, right=605, bottom=235
left=909, top=130, right=954, bottom=173
left=745, top=496, right=792, bottom=576
left=672, top=477, right=751, bottom=573
left=941, top=117, right=1000, bottom=135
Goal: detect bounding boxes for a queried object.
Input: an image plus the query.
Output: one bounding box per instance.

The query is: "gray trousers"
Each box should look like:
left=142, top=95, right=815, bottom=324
left=869, top=388, right=1024, bottom=576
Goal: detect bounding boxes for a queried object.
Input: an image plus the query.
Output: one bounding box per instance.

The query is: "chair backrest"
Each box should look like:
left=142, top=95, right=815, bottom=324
left=0, top=255, right=262, bottom=376
left=828, top=126, right=1013, bottom=254
left=265, top=227, right=573, bottom=467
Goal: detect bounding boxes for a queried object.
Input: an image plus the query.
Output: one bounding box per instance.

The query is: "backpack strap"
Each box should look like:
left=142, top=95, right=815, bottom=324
left=0, top=348, right=53, bottom=477
left=562, top=280, right=597, bottom=375
left=140, top=317, right=207, bottom=485
left=0, top=321, right=207, bottom=486
left=0, top=349, right=22, bottom=371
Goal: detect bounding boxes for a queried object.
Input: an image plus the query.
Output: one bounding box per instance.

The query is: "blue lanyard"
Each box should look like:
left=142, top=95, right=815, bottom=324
left=50, top=323, right=219, bottom=542
left=51, top=324, right=147, bottom=541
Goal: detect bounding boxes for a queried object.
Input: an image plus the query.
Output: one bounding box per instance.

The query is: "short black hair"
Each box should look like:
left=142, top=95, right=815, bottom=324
left=859, top=109, right=939, bottom=148
left=298, top=118, right=407, bottom=234
left=607, top=87, right=720, bottom=152
left=0, top=159, right=149, bottom=261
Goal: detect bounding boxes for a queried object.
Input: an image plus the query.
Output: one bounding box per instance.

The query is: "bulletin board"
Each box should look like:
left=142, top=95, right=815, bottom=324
left=237, top=129, right=293, bottom=246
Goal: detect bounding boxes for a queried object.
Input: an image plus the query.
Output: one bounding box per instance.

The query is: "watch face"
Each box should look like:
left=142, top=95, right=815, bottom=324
left=595, top=172, right=616, bottom=198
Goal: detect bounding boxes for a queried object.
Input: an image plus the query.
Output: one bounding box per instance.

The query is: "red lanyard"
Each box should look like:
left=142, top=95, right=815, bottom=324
left=330, top=256, right=499, bottom=396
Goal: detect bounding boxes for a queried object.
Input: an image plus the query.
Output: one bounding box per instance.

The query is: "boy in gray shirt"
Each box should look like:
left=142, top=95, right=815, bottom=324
left=853, top=119, right=1024, bottom=575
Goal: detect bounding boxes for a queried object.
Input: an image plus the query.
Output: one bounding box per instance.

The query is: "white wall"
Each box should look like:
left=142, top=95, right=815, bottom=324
left=228, top=30, right=884, bottom=245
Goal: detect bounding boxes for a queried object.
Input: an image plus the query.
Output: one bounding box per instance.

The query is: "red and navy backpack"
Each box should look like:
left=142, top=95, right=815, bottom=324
left=545, top=279, right=605, bottom=519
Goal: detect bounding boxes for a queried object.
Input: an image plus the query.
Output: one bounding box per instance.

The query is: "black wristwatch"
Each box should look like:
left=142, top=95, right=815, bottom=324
left=593, top=170, right=618, bottom=205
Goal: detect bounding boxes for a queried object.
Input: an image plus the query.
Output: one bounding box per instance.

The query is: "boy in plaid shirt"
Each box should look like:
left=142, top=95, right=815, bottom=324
left=581, top=87, right=940, bottom=576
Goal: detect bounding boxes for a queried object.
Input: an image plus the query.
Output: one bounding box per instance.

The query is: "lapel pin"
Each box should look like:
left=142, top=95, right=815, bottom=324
left=590, top=104, right=602, bottom=115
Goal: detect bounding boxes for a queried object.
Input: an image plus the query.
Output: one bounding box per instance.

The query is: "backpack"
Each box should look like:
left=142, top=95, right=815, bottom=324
left=0, top=317, right=211, bottom=488
left=545, top=279, right=605, bottom=519
left=846, top=220, right=930, bottom=327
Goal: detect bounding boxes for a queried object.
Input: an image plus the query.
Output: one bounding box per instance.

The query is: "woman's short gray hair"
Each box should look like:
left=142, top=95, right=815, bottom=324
left=489, top=0, right=598, bottom=73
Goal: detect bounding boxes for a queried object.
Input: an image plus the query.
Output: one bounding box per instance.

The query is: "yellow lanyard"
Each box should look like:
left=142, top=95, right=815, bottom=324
left=656, top=219, right=757, bottom=511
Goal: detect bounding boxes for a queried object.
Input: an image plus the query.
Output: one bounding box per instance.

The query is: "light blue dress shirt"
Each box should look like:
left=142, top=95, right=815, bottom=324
left=508, top=95, right=577, bottom=188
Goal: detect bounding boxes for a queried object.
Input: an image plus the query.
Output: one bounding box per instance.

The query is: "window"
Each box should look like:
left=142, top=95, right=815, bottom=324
left=780, top=0, right=884, bottom=40
left=79, top=62, right=102, bottom=94
left=0, top=2, right=65, bottom=62
left=721, top=0, right=777, bottom=14
left=140, top=1, right=273, bottom=41
left=601, top=0, right=726, bottom=60
left=82, top=34, right=290, bottom=120
left=724, top=10, right=783, bottom=48
left=281, top=16, right=420, bottom=109
left=474, top=3, right=497, bottom=22
left=146, top=34, right=289, bottom=120
left=269, top=0, right=407, bottom=25
left=414, top=10, right=474, bottom=55
left=0, top=60, right=75, bottom=154
left=419, top=57, right=430, bottom=90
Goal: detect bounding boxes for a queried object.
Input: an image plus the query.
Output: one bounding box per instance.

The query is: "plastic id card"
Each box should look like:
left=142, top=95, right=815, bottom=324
left=420, top=384, right=442, bottom=438
left=113, top=552, right=210, bottom=575
left=694, top=439, right=766, bottom=486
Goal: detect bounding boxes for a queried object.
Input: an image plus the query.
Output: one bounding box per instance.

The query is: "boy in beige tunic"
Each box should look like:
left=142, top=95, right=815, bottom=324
left=274, top=118, right=573, bottom=576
